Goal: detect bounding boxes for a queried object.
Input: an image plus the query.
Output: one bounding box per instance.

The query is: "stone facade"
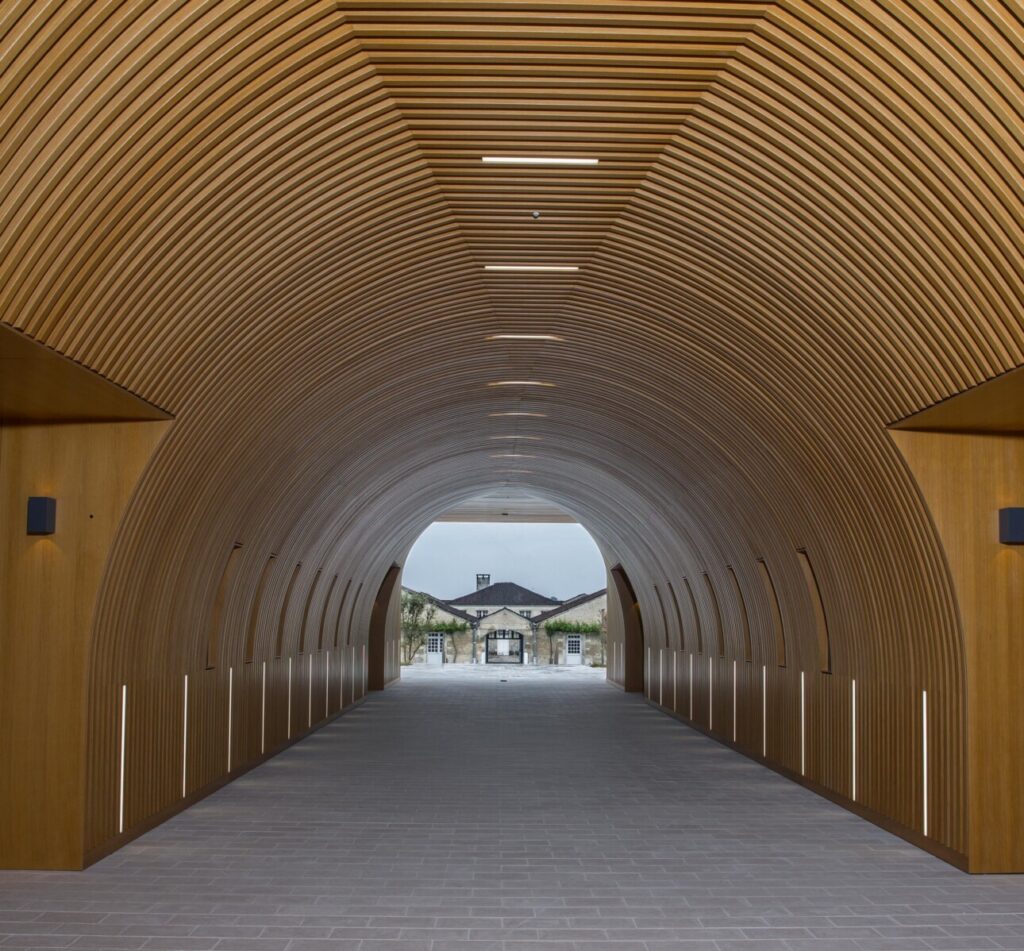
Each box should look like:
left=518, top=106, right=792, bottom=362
left=404, top=577, right=607, bottom=666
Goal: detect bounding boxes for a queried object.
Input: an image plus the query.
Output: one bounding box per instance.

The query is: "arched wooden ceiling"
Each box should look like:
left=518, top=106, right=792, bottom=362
left=4, top=0, right=1024, bottom=862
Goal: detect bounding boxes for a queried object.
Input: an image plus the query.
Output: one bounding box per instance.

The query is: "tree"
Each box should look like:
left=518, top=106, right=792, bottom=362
left=432, top=620, right=470, bottom=662
left=400, top=591, right=436, bottom=664
left=400, top=593, right=470, bottom=664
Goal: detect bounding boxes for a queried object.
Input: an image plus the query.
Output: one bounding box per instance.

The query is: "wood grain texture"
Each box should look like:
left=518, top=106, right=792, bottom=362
left=3, top=0, right=1024, bottom=869
left=892, top=428, right=1024, bottom=873
left=0, top=325, right=169, bottom=423
left=0, top=420, right=168, bottom=868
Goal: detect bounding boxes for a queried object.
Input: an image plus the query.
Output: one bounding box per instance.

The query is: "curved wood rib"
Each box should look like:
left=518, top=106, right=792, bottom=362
left=5, top=0, right=1024, bottom=867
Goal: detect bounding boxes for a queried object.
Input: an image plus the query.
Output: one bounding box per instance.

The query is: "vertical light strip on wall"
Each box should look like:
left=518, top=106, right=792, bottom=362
left=922, top=689, right=929, bottom=836
left=260, top=660, right=267, bottom=754
left=287, top=657, right=293, bottom=737
left=708, top=656, right=713, bottom=729
left=339, top=651, right=344, bottom=708
left=659, top=649, right=663, bottom=705
left=181, top=674, right=189, bottom=798
left=800, top=671, right=806, bottom=776
left=118, top=684, right=127, bottom=834
left=326, top=651, right=330, bottom=717
left=673, top=652, right=677, bottom=711
left=732, top=660, right=737, bottom=742
left=688, top=653, right=693, bottom=719
left=647, top=646, right=651, bottom=697
left=227, top=667, right=233, bottom=773
left=307, top=654, right=313, bottom=727
left=762, top=665, right=767, bottom=757
left=362, top=644, right=367, bottom=696
left=851, top=678, right=857, bottom=801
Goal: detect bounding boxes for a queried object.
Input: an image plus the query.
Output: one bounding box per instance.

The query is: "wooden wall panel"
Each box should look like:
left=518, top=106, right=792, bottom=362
left=893, top=430, right=1024, bottom=871
left=0, top=420, right=167, bottom=868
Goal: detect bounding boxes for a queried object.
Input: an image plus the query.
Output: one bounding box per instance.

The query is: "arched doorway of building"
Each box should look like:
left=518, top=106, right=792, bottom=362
left=368, top=564, right=402, bottom=691
left=609, top=565, right=645, bottom=692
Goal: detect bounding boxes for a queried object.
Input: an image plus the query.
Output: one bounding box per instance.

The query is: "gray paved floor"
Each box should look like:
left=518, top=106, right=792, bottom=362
left=3, top=665, right=1024, bottom=951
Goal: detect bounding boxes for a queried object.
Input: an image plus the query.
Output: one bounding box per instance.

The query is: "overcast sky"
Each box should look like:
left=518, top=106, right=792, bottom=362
left=403, top=522, right=607, bottom=601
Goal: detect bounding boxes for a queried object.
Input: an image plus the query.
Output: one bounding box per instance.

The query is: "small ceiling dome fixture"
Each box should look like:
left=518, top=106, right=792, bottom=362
left=532, top=211, right=541, bottom=219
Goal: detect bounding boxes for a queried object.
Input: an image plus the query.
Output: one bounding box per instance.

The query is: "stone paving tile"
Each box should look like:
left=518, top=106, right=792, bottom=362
left=3, top=665, right=1024, bottom=951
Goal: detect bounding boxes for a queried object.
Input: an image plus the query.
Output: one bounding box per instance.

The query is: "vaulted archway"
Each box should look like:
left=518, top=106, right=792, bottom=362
left=1, top=1, right=1022, bottom=875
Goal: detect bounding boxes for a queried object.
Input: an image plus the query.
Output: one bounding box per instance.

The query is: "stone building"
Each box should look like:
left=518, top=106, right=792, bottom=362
left=405, top=574, right=606, bottom=666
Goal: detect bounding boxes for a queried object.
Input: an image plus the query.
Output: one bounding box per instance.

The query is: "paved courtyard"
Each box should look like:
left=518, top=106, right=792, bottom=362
left=3, top=665, right=1024, bottom=950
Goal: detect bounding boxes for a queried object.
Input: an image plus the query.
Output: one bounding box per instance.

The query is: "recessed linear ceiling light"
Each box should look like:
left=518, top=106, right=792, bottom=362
left=490, top=453, right=535, bottom=459
left=482, top=156, right=599, bottom=166
left=484, top=265, right=578, bottom=272
left=486, top=333, right=564, bottom=341
left=487, top=380, right=555, bottom=388
left=489, top=435, right=543, bottom=440
left=488, top=412, right=548, bottom=417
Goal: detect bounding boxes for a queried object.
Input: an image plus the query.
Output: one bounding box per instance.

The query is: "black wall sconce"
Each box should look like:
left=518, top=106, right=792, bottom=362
left=27, top=497, right=57, bottom=535
left=999, top=508, right=1024, bottom=545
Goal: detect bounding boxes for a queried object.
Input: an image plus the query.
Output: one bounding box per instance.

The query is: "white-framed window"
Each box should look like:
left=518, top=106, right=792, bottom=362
left=476, top=609, right=487, bottom=618
left=522, top=610, right=532, bottom=618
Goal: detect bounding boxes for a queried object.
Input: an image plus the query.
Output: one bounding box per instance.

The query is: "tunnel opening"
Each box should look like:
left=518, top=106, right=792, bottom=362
left=392, top=499, right=615, bottom=674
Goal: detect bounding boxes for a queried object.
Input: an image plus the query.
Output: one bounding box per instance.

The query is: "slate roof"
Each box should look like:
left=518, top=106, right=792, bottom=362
left=532, top=588, right=607, bottom=624
left=446, top=581, right=561, bottom=608
left=402, top=587, right=476, bottom=623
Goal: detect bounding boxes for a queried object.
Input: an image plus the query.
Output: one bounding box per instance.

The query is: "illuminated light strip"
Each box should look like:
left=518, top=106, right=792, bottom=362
left=733, top=660, right=737, bottom=742
left=673, top=652, right=677, bottom=712
left=688, top=653, right=693, bottom=719
left=308, top=654, right=313, bottom=727
left=260, top=661, right=267, bottom=754
left=800, top=671, right=806, bottom=776
left=484, top=265, right=579, bottom=272
left=326, top=651, right=330, bottom=717
left=287, top=657, right=293, bottom=738
left=647, top=646, right=651, bottom=697
left=118, top=685, right=127, bottom=834
left=487, top=380, right=555, bottom=388
left=490, top=435, right=543, bottom=440
left=762, top=665, right=767, bottom=757
left=482, top=155, right=599, bottom=165
left=490, top=453, right=535, bottom=459
left=922, top=689, right=929, bottom=836
left=659, top=649, right=663, bottom=706
left=486, top=334, right=564, bottom=341
left=489, top=412, right=548, bottom=418
left=851, top=679, right=857, bottom=801
left=181, top=674, right=189, bottom=798
left=708, top=657, right=713, bottom=730
left=227, top=667, right=233, bottom=773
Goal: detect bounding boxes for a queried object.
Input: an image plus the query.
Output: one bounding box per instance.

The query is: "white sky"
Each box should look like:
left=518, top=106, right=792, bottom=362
left=403, top=522, right=607, bottom=602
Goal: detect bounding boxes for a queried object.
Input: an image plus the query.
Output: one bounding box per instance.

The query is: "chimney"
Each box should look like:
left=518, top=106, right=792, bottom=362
left=476, top=573, right=490, bottom=591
